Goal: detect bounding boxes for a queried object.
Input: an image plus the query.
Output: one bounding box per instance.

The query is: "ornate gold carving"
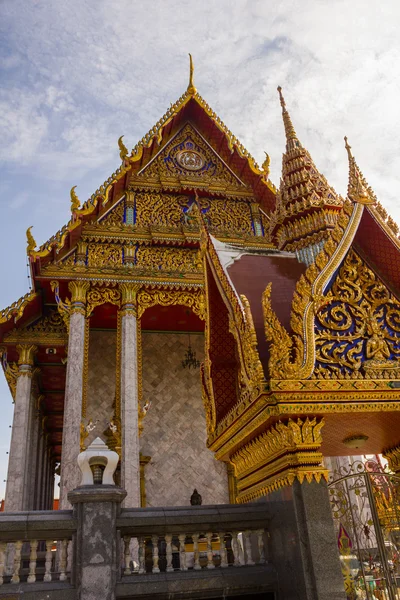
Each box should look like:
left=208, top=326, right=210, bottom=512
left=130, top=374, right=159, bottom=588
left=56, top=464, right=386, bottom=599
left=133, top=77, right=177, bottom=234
left=138, top=124, right=245, bottom=193
left=345, top=137, right=375, bottom=205
left=86, top=285, right=121, bottom=317
left=0, top=291, right=39, bottom=325
left=70, top=186, right=81, bottom=212
left=227, top=462, right=238, bottom=504
left=87, top=243, right=123, bottom=267
left=3, top=361, right=19, bottom=400
left=383, top=445, right=400, bottom=474
left=230, top=417, right=327, bottom=503
left=16, top=344, right=37, bottom=367
left=136, top=246, right=201, bottom=273
left=136, top=288, right=205, bottom=320
left=263, top=199, right=364, bottom=380
left=81, top=318, right=90, bottom=419
left=50, top=281, right=72, bottom=328
left=4, top=311, right=67, bottom=345
left=313, top=249, right=400, bottom=379
left=100, top=199, right=125, bottom=227
left=26, top=226, right=37, bottom=254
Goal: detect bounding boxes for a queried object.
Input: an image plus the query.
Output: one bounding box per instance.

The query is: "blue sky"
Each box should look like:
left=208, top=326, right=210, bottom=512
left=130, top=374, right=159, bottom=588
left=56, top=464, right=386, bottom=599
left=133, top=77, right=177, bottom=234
left=0, top=0, right=400, bottom=498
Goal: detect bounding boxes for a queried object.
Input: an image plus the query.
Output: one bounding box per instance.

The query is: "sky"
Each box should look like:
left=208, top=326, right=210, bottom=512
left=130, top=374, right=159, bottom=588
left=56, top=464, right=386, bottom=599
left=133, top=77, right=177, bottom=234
left=0, top=0, right=400, bottom=499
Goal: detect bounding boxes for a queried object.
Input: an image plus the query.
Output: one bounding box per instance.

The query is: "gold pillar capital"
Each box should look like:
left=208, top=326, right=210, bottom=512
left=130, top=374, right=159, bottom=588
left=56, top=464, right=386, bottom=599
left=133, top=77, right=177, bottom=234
left=16, top=344, right=37, bottom=368
left=68, top=280, right=90, bottom=314
left=119, top=283, right=141, bottom=315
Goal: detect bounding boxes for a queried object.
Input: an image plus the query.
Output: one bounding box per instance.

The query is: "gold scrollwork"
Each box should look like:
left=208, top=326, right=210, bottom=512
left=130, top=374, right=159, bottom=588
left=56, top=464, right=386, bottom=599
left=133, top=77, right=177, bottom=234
left=87, top=243, right=123, bottom=267
left=313, top=249, right=400, bottom=379
left=86, top=285, right=121, bottom=317
left=137, top=289, right=205, bottom=320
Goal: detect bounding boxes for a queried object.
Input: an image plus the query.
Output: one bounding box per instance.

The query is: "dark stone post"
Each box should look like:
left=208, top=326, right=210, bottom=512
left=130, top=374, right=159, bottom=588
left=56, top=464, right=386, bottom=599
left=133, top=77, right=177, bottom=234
left=69, top=485, right=127, bottom=600
left=262, top=479, right=346, bottom=600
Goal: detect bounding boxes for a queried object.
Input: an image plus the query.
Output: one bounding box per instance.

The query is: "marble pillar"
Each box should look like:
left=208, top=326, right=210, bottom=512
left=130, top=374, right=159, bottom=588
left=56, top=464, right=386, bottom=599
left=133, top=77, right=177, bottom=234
left=34, top=429, right=44, bottom=510
left=27, top=405, right=41, bottom=510
left=59, top=281, right=90, bottom=509
left=119, top=284, right=140, bottom=507
left=4, top=345, right=37, bottom=512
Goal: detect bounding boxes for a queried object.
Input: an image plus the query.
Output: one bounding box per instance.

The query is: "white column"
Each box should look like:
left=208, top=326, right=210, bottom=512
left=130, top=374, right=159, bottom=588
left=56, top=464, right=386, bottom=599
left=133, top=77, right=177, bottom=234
left=59, top=281, right=90, bottom=509
left=34, top=429, right=44, bottom=510
left=4, top=345, right=37, bottom=512
left=120, top=284, right=140, bottom=507
left=27, top=404, right=41, bottom=510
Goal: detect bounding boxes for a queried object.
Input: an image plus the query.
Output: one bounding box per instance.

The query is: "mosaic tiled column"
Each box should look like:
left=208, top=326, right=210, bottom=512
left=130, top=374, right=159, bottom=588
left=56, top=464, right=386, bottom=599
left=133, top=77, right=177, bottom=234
left=4, top=344, right=37, bottom=511
left=119, top=284, right=141, bottom=507
left=59, top=281, right=90, bottom=509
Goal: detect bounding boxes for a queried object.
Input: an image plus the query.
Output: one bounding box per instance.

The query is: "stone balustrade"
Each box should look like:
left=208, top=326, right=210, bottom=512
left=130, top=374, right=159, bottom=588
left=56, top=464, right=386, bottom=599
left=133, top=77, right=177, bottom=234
left=117, top=503, right=269, bottom=576
left=0, top=510, right=76, bottom=592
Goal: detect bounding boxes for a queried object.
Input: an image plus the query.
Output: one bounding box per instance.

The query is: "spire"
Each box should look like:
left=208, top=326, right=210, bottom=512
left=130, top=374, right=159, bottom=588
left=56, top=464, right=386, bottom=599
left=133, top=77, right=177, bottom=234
left=344, top=136, right=375, bottom=205
left=277, top=86, right=301, bottom=151
left=187, top=53, right=197, bottom=95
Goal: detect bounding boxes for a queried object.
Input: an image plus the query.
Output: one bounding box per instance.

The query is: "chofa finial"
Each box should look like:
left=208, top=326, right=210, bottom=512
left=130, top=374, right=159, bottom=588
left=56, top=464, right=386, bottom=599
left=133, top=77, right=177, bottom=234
left=26, top=226, right=37, bottom=255
left=70, top=186, right=81, bottom=212
left=344, top=136, right=353, bottom=160
left=118, top=135, right=128, bottom=161
left=187, top=53, right=197, bottom=95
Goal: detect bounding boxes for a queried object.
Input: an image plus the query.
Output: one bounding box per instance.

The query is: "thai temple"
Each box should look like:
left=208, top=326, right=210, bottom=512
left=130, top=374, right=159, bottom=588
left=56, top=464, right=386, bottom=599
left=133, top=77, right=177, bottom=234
left=0, top=59, right=400, bottom=599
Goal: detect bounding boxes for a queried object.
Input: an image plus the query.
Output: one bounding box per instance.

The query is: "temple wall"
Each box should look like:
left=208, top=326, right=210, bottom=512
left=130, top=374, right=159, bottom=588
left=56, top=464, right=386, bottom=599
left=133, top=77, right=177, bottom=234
left=87, top=329, right=116, bottom=444
left=140, top=332, right=229, bottom=507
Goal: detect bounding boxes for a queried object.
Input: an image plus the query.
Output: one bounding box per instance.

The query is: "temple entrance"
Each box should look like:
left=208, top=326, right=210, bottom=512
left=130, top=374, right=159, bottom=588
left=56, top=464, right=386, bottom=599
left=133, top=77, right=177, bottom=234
left=328, top=459, right=400, bottom=599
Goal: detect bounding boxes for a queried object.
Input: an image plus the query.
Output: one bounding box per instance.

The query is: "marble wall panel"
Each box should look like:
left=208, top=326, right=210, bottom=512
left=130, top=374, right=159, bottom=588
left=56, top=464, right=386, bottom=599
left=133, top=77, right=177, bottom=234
left=140, top=332, right=229, bottom=506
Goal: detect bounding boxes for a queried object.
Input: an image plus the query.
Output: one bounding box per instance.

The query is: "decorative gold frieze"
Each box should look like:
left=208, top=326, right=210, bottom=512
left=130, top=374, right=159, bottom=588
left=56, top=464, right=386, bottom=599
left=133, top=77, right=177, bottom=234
left=87, top=243, right=123, bottom=267
left=4, top=311, right=67, bottom=346
left=230, top=417, right=327, bottom=503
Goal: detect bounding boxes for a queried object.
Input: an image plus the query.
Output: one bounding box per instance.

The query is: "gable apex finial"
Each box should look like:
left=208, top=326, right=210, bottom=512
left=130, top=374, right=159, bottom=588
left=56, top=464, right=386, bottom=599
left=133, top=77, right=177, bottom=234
left=187, top=53, right=197, bottom=95
left=344, top=136, right=375, bottom=205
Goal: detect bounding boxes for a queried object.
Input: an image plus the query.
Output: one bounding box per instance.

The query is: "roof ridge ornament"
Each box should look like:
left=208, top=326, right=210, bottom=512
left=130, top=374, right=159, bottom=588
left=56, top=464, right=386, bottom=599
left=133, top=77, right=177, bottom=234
left=70, top=186, right=81, bottom=212
left=187, top=53, right=197, bottom=95
left=277, top=86, right=301, bottom=151
left=118, top=135, right=129, bottom=161
left=344, top=136, right=375, bottom=205
left=26, top=226, right=37, bottom=255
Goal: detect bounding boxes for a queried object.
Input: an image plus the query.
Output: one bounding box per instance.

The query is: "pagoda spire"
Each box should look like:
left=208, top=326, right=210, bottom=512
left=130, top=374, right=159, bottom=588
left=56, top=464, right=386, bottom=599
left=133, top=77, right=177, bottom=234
left=187, top=53, right=197, bottom=95
left=344, top=136, right=375, bottom=205
left=277, top=86, right=301, bottom=152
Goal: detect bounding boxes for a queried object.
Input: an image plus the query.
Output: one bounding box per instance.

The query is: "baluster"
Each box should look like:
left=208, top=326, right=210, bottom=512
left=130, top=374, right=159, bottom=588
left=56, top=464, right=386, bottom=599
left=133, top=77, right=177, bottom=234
left=59, top=539, right=68, bottom=581
left=219, top=532, right=228, bottom=568
left=0, top=542, right=6, bottom=585
left=27, top=539, right=38, bottom=583
left=206, top=532, right=215, bottom=569
left=123, top=536, right=131, bottom=575
left=178, top=534, right=187, bottom=571
left=138, top=537, right=146, bottom=574
left=165, top=534, right=174, bottom=572
left=231, top=532, right=241, bottom=567
left=67, top=540, right=73, bottom=575
left=130, top=537, right=139, bottom=573
left=244, top=530, right=255, bottom=566
left=44, top=540, right=53, bottom=582
left=256, top=529, right=266, bottom=564
left=192, top=533, right=201, bottom=570
left=11, top=540, right=22, bottom=584
left=151, top=535, right=160, bottom=574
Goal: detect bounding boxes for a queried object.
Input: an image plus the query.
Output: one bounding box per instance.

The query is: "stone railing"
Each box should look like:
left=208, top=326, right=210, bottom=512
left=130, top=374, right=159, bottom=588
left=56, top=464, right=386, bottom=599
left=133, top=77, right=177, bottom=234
left=116, top=503, right=276, bottom=599
left=0, top=510, right=76, bottom=591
